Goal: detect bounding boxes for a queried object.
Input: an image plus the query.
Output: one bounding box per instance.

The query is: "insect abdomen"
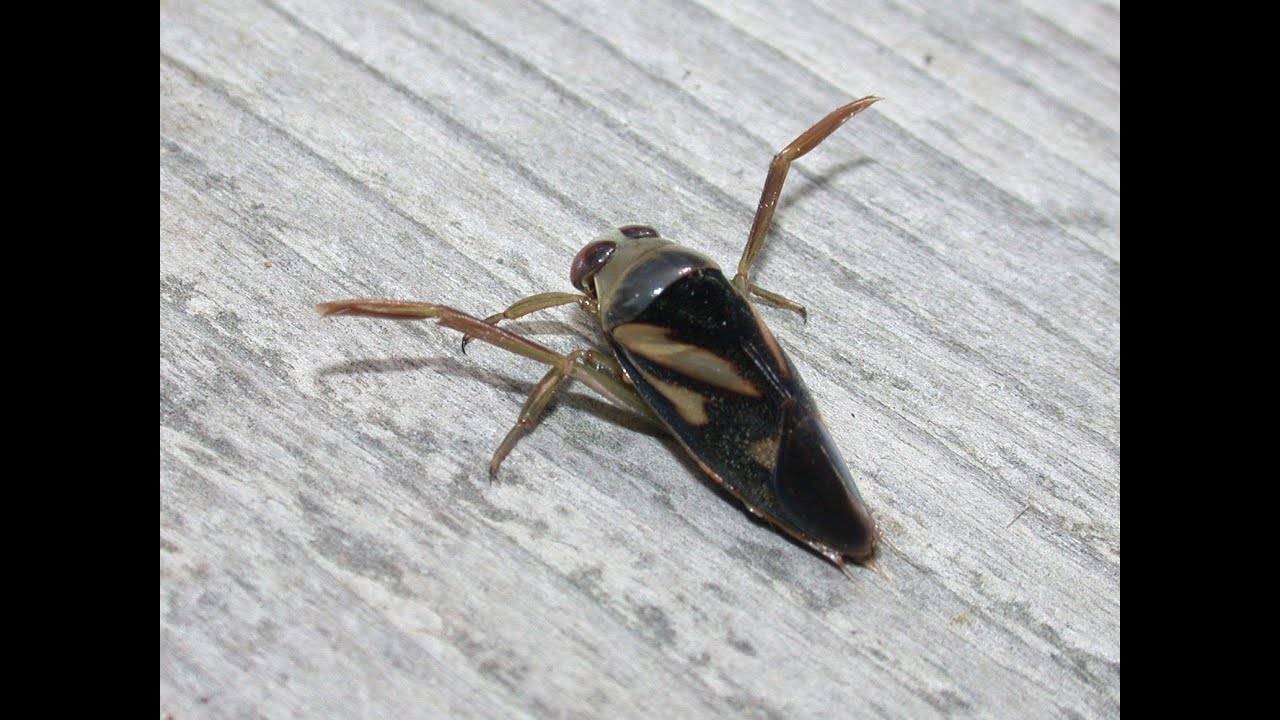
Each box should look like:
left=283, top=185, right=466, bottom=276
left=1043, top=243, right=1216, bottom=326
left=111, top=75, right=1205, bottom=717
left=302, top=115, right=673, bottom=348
left=608, top=268, right=876, bottom=562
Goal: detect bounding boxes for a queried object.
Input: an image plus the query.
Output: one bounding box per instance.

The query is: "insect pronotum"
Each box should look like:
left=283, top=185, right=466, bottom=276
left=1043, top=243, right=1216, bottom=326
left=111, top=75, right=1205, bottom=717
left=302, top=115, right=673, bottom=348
left=320, top=97, right=883, bottom=572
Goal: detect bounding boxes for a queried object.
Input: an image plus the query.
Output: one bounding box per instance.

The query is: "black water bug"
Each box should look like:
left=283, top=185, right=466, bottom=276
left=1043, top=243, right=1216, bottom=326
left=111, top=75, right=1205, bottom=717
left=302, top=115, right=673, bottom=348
left=319, top=97, right=884, bottom=573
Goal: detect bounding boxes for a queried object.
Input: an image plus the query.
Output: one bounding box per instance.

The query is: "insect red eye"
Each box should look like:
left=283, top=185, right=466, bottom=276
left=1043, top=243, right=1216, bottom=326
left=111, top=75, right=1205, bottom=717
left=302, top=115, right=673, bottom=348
left=570, top=240, right=617, bottom=294
left=619, top=225, right=659, bottom=239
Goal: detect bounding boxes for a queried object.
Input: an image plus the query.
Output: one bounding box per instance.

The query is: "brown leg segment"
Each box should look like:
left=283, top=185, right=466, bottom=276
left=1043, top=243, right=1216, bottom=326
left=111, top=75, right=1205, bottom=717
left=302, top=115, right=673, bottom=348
left=489, top=349, right=627, bottom=478
left=318, top=299, right=653, bottom=475
left=745, top=284, right=808, bottom=323
left=732, top=96, right=882, bottom=310
left=460, top=291, right=594, bottom=352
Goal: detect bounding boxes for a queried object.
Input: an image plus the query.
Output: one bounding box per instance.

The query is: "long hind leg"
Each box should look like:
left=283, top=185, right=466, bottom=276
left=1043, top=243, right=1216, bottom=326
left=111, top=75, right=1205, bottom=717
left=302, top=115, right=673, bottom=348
left=318, top=299, right=651, bottom=475
left=732, top=96, right=881, bottom=317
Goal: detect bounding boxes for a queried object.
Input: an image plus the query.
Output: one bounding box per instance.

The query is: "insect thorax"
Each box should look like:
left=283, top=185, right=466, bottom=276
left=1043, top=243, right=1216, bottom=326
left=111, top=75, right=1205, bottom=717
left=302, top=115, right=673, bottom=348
left=594, top=238, right=719, bottom=329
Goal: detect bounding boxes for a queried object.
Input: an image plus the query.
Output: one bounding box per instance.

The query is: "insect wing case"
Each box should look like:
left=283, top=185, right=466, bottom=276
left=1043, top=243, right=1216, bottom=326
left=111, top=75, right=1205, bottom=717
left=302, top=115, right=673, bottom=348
left=594, top=239, right=877, bottom=563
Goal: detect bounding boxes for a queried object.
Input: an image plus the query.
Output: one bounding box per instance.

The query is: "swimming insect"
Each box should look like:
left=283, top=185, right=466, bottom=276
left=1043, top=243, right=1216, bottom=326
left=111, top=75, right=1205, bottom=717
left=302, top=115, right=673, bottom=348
left=319, top=97, right=882, bottom=570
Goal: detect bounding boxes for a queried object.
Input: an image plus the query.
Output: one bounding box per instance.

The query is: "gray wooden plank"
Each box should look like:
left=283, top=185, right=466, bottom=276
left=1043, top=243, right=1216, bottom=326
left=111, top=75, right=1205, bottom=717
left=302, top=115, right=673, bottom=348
left=160, top=0, right=1120, bottom=717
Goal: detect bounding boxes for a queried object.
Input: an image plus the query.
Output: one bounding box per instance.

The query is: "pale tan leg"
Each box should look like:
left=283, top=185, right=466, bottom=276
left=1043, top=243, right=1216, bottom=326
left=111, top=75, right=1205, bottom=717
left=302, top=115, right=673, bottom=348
left=489, top=349, right=627, bottom=478
left=746, top=284, right=808, bottom=322
left=461, top=291, right=594, bottom=351
left=318, top=299, right=651, bottom=476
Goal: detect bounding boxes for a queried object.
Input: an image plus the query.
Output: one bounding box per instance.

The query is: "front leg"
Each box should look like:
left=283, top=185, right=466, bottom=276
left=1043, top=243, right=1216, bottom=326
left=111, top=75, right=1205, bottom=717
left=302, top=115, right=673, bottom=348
left=461, top=291, right=595, bottom=352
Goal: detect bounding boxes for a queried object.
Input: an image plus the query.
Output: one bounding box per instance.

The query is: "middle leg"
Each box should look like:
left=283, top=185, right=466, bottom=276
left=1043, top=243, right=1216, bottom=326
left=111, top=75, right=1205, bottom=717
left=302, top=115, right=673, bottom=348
left=489, top=349, right=631, bottom=478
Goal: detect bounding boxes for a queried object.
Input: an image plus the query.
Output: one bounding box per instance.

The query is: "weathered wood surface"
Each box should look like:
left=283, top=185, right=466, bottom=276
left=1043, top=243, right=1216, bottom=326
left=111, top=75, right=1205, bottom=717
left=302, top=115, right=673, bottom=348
left=160, top=1, right=1119, bottom=717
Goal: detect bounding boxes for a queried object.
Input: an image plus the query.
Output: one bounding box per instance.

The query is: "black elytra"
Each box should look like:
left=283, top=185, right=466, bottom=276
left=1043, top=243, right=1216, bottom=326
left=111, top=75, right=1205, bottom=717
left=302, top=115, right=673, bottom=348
left=589, top=233, right=877, bottom=565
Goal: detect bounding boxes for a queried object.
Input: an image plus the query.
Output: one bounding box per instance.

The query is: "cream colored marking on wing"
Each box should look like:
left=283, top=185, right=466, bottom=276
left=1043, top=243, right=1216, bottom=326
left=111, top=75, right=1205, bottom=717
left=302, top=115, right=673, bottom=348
left=748, top=435, right=780, bottom=471
left=631, top=364, right=710, bottom=425
left=613, top=323, right=761, bottom=397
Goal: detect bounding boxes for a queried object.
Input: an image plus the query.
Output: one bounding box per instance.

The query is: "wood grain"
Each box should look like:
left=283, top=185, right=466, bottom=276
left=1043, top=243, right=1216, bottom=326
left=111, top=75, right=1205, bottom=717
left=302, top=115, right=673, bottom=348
left=161, top=1, right=1119, bottom=717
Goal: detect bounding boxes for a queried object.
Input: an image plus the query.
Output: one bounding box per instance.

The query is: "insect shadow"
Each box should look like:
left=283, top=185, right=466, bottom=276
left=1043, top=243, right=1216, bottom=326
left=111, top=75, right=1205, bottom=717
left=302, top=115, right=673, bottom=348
left=317, top=347, right=776, bottom=524
left=317, top=353, right=661, bottom=440
left=780, top=156, right=877, bottom=208
left=320, top=349, right=861, bottom=572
